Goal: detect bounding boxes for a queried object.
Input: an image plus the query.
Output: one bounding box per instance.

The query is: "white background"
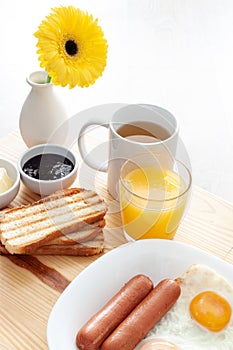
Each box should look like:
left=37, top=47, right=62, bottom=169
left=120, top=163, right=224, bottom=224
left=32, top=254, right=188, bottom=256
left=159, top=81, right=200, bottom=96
left=0, top=0, right=232, bottom=202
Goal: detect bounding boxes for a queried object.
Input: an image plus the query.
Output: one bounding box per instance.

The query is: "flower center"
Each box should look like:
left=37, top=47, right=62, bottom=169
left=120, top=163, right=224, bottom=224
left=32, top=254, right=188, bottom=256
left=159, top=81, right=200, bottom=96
left=65, top=40, right=78, bottom=56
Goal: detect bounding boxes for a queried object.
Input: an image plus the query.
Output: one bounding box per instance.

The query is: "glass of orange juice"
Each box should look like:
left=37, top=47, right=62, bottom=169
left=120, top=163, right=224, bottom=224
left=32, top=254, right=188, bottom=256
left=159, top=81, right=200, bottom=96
left=119, top=152, right=192, bottom=241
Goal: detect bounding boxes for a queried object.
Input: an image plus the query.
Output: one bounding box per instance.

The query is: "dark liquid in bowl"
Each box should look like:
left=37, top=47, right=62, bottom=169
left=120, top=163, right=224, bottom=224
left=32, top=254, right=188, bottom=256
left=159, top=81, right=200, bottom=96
left=23, top=154, right=74, bottom=181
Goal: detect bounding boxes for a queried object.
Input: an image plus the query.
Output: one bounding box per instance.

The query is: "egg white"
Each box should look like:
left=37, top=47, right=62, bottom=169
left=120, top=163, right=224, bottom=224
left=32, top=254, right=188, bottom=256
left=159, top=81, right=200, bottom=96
left=136, top=264, right=233, bottom=350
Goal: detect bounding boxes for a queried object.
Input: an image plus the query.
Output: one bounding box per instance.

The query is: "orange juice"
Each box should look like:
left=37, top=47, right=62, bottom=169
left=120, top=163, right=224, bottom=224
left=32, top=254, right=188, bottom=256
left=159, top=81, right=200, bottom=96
left=120, top=166, right=189, bottom=240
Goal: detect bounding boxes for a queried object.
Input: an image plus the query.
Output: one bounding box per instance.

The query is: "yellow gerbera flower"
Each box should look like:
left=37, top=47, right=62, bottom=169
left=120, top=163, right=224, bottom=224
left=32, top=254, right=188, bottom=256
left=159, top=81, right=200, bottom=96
left=34, top=6, right=108, bottom=88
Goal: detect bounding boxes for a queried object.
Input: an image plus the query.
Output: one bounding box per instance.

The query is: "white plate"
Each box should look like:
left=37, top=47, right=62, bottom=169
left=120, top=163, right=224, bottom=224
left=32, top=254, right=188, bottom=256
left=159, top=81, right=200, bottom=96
left=47, top=239, right=233, bottom=350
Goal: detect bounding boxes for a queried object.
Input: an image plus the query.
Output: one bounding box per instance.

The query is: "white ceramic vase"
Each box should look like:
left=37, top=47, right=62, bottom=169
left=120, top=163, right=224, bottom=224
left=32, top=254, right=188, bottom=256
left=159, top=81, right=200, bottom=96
left=19, top=71, right=68, bottom=147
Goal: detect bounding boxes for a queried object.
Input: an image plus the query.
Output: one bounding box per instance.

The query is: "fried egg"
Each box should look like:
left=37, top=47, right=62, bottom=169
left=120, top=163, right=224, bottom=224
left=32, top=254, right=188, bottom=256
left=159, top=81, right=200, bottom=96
left=137, top=338, right=180, bottom=349
left=136, top=264, right=233, bottom=350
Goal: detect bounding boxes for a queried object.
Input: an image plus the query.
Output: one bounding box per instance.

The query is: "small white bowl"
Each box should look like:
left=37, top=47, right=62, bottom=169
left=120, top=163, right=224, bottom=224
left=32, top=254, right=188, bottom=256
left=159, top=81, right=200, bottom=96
left=0, top=158, right=20, bottom=209
left=18, top=144, right=78, bottom=196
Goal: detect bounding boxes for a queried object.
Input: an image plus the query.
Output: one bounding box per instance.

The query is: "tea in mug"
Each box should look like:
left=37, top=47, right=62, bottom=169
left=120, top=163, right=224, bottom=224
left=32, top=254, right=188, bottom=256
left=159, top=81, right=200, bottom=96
left=116, top=121, right=170, bottom=143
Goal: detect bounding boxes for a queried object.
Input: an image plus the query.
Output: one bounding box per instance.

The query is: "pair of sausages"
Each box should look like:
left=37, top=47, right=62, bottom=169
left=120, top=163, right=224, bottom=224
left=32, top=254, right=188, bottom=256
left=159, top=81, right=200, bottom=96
left=76, top=274, right=153, bottom=350
left=76, top=274, right=181, bottom=350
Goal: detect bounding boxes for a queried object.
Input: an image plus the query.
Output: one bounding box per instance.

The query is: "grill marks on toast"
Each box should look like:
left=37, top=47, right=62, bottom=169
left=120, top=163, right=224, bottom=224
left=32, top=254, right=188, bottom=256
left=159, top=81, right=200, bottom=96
left=1, top=189, right=101, bottom=229
left=0, top=231, right=104, bottom=256
left=0, top=188, right=107, bottom=254
left=48, top=219, right=105, bottom=245
left=33, top=232, right=104, bottom=256
left=1, top=197, right=105, bottom=240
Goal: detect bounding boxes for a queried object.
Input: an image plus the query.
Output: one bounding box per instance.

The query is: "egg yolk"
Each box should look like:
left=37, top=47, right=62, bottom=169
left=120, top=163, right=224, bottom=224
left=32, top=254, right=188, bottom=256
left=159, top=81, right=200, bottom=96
left=137, top=338, right=180, bottom=349
left=190, top=291, right=232, bottom=332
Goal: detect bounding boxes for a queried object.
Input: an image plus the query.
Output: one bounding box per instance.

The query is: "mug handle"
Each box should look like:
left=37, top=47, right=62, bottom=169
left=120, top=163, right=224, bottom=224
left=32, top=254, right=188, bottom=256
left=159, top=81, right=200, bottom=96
left=78, top=122, right=109, bottom=172
left=76, top=103, right=127, bottom=172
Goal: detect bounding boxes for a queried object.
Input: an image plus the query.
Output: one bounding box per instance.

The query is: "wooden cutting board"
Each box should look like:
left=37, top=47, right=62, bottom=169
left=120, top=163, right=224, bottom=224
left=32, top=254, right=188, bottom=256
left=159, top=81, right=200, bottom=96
left=0, top=130, right=233, bottom=349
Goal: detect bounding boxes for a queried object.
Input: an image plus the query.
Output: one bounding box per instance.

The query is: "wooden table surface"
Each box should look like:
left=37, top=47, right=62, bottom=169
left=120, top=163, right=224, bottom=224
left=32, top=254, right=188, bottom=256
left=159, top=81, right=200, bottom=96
left=0, top=130, right=233, bottom=350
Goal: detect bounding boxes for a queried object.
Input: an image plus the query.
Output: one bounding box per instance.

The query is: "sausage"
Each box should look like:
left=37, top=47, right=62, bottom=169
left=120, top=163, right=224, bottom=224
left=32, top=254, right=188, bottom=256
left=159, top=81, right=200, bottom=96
left=76, top=274, right=154, bottom=350
left=100, top=279, right=181, bottom=350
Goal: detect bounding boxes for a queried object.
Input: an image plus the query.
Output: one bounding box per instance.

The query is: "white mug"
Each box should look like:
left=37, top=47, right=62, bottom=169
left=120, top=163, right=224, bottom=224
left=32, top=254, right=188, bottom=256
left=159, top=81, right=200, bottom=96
left=78, top=104, right=179, bottom=199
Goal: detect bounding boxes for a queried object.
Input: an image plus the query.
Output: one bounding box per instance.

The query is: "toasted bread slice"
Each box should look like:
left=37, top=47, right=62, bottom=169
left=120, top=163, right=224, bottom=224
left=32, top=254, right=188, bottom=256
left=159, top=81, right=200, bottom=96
left=33, top=232, right=104, bottom=256
left=0, top=188, right=107, bottom=254
left=47, top=219, right=105, bottom=246
left=0, top=231, right=104, bottom=256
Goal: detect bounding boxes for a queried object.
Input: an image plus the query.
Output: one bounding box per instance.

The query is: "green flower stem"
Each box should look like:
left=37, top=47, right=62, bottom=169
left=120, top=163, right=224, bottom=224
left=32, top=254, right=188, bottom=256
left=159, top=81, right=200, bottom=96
left=46, top=75, right=52, bottom=83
